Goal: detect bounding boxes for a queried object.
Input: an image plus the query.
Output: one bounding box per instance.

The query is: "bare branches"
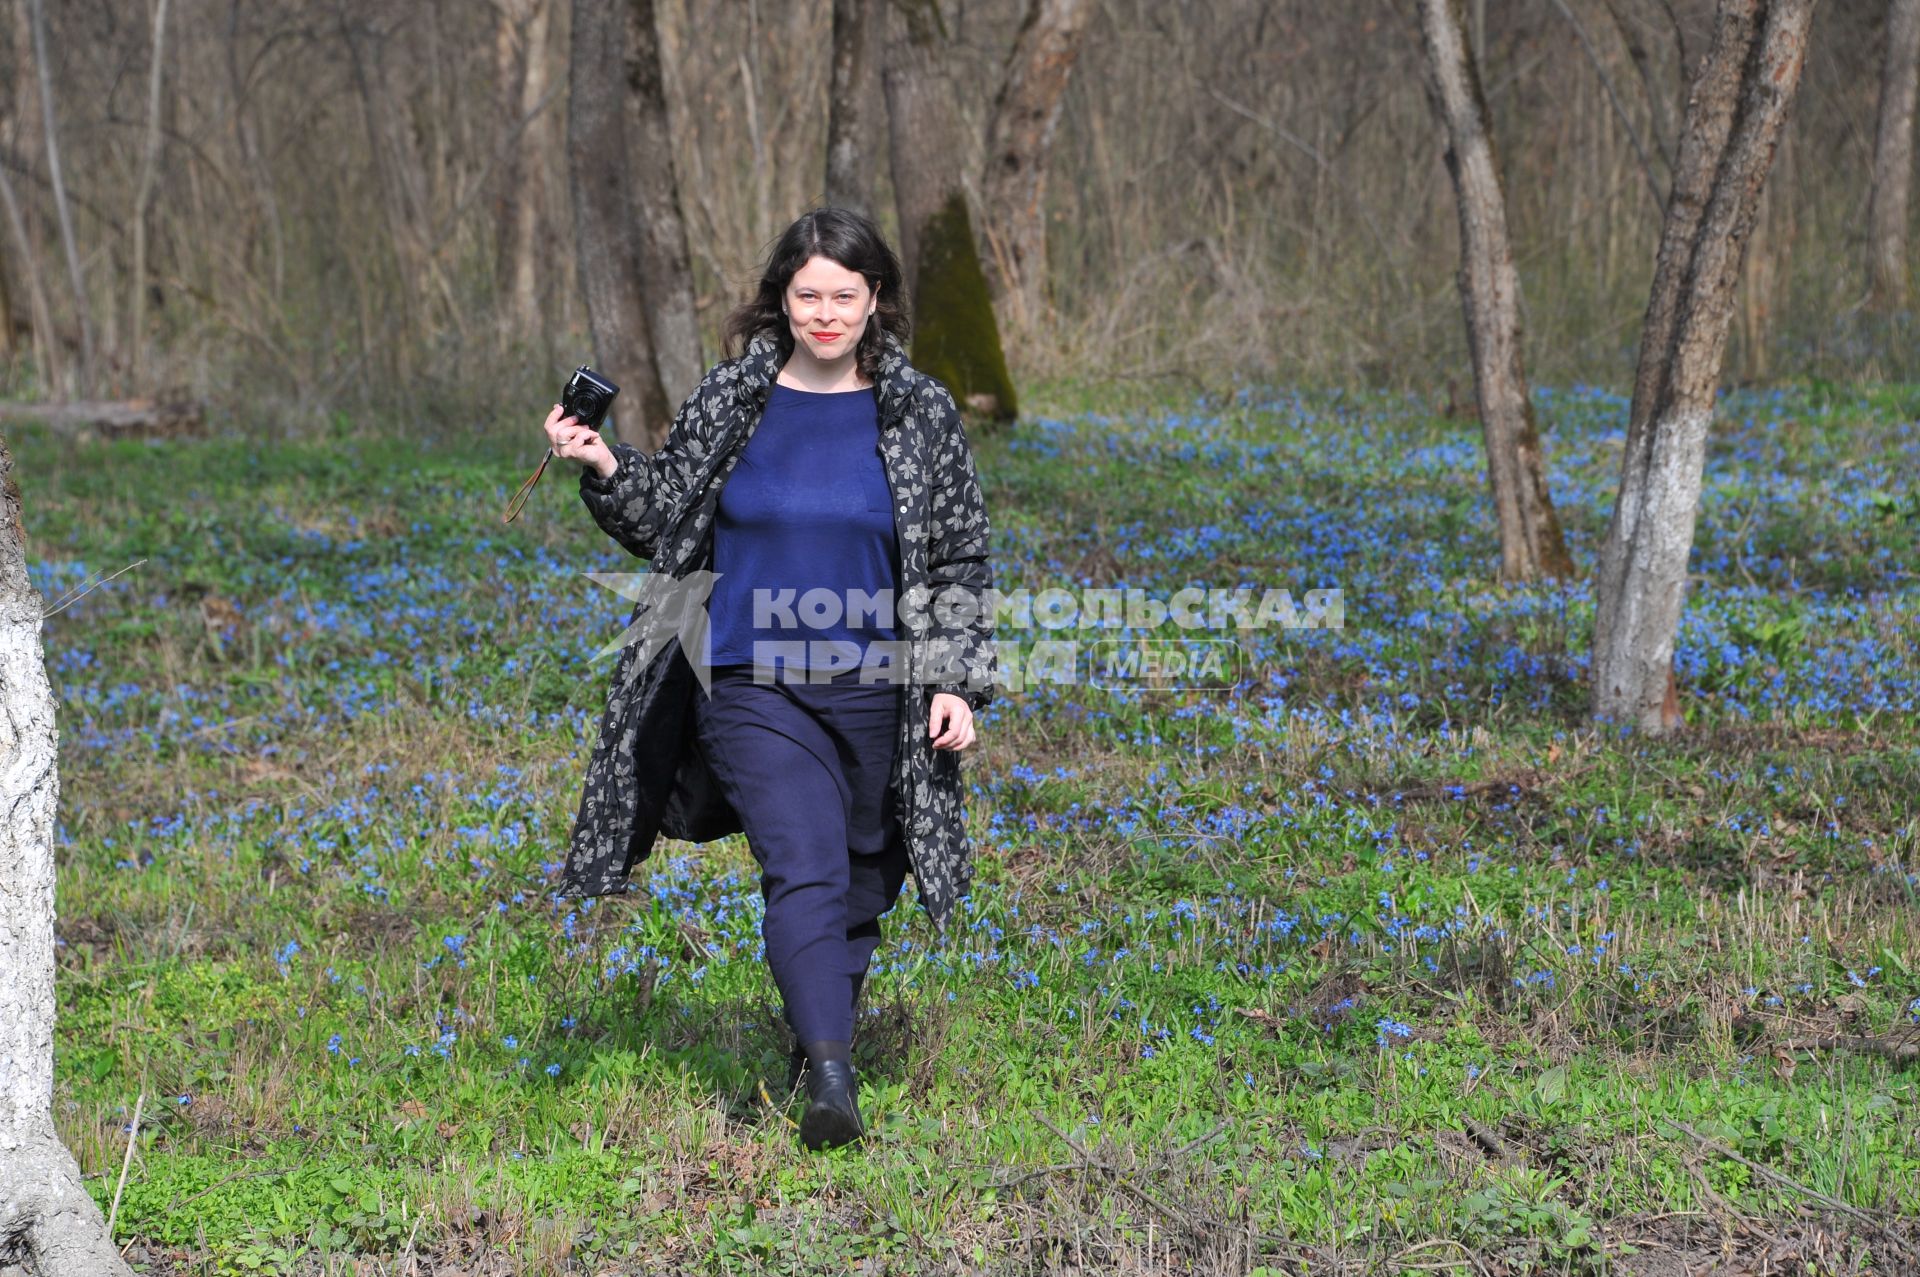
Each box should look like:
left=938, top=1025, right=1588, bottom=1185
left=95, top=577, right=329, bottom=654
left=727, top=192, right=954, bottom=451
left=26, top=0, right=89, bottom=392
left=1546, top=0, right=1667, bottom=213
left=1665, top=1119, right=1920, bottom=1263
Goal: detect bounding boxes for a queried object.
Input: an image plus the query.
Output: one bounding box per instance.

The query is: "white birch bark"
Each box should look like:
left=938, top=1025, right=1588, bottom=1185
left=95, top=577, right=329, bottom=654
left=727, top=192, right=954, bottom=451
left=1592, top=0, right=1818, bottom=731
left=0, top=431, right=132, bottom=1272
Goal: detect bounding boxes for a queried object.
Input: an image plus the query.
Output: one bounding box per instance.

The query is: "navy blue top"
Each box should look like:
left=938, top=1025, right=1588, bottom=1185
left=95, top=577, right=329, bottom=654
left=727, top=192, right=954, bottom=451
left=704, top=382, right=901, bottom=670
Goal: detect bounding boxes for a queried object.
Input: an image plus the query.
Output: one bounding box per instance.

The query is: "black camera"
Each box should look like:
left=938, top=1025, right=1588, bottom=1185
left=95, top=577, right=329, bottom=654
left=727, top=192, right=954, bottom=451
left=561, top=365, right=620, bottom=431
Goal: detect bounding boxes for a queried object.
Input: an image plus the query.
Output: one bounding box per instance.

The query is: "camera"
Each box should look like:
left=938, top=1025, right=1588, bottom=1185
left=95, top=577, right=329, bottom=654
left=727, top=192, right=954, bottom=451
left=561, top=365, right=620, bottom=431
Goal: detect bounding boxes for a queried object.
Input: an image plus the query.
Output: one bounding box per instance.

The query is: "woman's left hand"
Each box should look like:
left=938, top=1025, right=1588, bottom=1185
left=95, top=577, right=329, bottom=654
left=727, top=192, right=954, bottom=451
left=929, top=693, right=976, bottom=751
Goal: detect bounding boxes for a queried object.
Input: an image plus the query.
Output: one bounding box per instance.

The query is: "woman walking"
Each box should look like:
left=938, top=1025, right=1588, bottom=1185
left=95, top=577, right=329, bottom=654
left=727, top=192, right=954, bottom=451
left=544, top=207, right=998, bottom=1151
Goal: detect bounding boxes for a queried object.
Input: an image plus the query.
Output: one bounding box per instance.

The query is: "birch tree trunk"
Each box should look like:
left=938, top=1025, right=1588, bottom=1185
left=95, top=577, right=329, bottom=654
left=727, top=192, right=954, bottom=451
left=622, top=0, right=703, bottom=411
left=566, top=0, right=662, bottom=446
left=882, top=0, right=1019, bottom=421
left=1591, top=0, right=1817, bottom=732
left=977, top=0, right=1094, bottom=337
left=826, top=0, right=878, bottom=216
left=0, top=432, right=134, bottom=1273
left=1416, top=0, right=1575, bottom=583
left=1868, top=0, right=1920, bottom=310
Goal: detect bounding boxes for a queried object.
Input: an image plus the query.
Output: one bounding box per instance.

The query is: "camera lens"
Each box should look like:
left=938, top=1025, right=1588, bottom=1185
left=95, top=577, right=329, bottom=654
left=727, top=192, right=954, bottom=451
left=573, top=389, right=606, bottom=423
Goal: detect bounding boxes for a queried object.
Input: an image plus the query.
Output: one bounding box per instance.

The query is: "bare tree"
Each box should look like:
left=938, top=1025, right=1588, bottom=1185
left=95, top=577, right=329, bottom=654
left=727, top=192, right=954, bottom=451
left=0, top=11, right=57, bottom=389
left=622, top=0, right=703, bottom=402
left=0, top=0, right=1897, bottom=415
left=1416, top=0, right=1575, bottom=582
left=826, top=0, right=879, bottom=215
left=882, top=0, right=1018, bottom=421
left=1868, top=0, right=1920, bottom=310
left=0, top=433, right=135, bottom=1272
left=129, top=0, right=172, bottom=387
left=566, top=0, right=663, bottom=444
left=1591, top=0, right=1818, bottom=732
left=26, top=0, right=89, bottom=392
left=493, top=0, right=553, bottom=337
left=0, top=177, right=50, bottom=382
left=882, top=0, right=961, bottom=289
left=1601, top=0, right=1680, bottom=172
left=978, top=0, right=1096, bottom=335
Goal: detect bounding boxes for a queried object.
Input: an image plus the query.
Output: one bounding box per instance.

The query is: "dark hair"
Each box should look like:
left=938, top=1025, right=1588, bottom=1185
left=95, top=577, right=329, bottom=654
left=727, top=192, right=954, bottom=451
left=722, top=207, right=911, bottom=387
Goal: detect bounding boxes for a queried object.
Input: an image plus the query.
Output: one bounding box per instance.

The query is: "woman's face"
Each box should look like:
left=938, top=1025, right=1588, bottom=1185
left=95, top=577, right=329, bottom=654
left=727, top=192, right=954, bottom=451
left=784, top=255, right=878, bottom=367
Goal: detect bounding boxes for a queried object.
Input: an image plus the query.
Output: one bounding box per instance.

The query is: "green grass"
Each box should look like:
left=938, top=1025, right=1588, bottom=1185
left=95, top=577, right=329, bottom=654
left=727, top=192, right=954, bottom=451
left=14, top=379, right=1920, bottom=1274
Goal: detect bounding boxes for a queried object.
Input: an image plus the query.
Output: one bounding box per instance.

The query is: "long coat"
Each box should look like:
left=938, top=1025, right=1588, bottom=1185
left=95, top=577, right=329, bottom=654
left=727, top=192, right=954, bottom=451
left=558, top=328, right=998, bottom=931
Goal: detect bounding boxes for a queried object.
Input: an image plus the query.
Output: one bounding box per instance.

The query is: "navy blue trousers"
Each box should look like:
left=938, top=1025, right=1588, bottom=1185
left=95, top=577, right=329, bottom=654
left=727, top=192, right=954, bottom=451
left=693, top=663, right=909, bottom=1046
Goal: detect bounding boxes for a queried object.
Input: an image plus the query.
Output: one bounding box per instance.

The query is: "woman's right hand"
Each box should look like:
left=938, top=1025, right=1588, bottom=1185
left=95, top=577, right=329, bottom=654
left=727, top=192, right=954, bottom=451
left=544, top=403, right=618, bottom=480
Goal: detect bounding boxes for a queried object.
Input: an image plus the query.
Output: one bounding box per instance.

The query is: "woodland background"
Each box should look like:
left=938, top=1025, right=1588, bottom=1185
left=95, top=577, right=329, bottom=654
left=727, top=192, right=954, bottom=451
left=1, top=1, right=1918, bottom=1273
left=0, top=0, right=1913, bottom=432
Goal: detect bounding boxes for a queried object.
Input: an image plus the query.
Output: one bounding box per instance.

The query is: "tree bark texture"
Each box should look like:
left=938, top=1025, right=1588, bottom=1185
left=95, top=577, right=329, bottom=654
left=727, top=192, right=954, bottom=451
left=493, top=0, right=552, bottom=337
left=826, top=0, right=878, bottom=216
left=0, top=432, right=133, bottom=1272
left=977, top=0, right=1094, bottom=336
left=1868, top=0, right=1920, bottom=309
left=566, top=0, right=661, bottom=445
left=1591, top=0, right=1817, bottom=732
left=621, top=0, right=703, bottom=413
left=882, top=0, right=963, bottom=291
left=883, top=0, right=1017, bottom=421
left=1416, top=0, right=1575, bottom=583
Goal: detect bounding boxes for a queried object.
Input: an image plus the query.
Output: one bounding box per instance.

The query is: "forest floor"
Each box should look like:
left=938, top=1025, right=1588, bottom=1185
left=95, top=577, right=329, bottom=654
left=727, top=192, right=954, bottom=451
left=17, top=377, right=1920, bottom=1275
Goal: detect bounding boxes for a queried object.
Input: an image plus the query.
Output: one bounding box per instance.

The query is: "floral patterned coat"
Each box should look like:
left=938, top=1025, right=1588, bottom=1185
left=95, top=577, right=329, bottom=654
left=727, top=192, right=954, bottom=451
left=558, top=327, right=998, bottom=931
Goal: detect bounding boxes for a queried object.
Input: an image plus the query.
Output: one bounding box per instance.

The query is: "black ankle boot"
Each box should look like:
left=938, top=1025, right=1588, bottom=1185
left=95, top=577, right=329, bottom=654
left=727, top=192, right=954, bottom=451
left=799, top=1059, right=864, bottom=1151
left=784, top=1042, right=807, bottom=1093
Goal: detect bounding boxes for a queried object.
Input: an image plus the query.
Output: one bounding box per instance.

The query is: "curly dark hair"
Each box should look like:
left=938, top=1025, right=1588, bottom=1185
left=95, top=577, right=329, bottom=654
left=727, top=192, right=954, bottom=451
left=722, top=206, right=912, bottom=387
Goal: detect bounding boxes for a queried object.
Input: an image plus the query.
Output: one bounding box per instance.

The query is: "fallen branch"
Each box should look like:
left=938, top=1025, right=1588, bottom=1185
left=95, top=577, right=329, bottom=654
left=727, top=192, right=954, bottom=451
left=1780, top=1033, right=1920, bottom=1064
left=0, top=397, right=205, bottom=440
left=1033, top=1111, right=1200, bottom=1231
left=1463, top=1116, right=1516, bottom=1165
left=1664, top=1119, right=1920, bottom=1262
left=166, top=1164, right=299, bottom=1210
left=1027, top=1113, right=1328, bottom=1271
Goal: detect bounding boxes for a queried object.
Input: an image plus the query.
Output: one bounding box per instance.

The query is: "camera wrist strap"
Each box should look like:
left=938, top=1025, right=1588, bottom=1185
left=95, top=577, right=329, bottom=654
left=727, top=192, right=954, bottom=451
left=501, top=449, right=553, bottom=524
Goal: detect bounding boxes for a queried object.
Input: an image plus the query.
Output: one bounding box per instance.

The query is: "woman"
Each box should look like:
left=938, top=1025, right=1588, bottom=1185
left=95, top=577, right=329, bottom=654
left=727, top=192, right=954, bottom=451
left=544, top=207, right=997, bottom=1152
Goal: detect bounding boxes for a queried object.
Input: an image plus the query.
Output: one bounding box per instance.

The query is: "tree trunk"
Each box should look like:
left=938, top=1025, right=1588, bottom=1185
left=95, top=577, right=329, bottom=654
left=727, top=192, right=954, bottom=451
left=494, top=0, right=551, bottom=339
left=26, top=0, right=90, bottom=393
left=882, top=0, right=1019, bottom=422
left=1591, top=0, right=1817, bottom=732
left=0, top=10, right=54, bottom=383
left=566, top=0, right=662, bottom=446
left=129, top=0, right=171, bottom=387
left=882, top=0, right=964, bottom=294
left=0, top=234, right=12, bottom=359
left=826, top=0, right=878, bottom=216
left=0, top=169, right=57, bottom=391
left=1868, top=0, right=1920, bottom=310
left=1416, top=0, right=1575, bottom=583
left=977, top=0, right=1094, bottom=337
left=0, top=432, right=134, bottom=1273
left=622, top=0, right=703, bottom=413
